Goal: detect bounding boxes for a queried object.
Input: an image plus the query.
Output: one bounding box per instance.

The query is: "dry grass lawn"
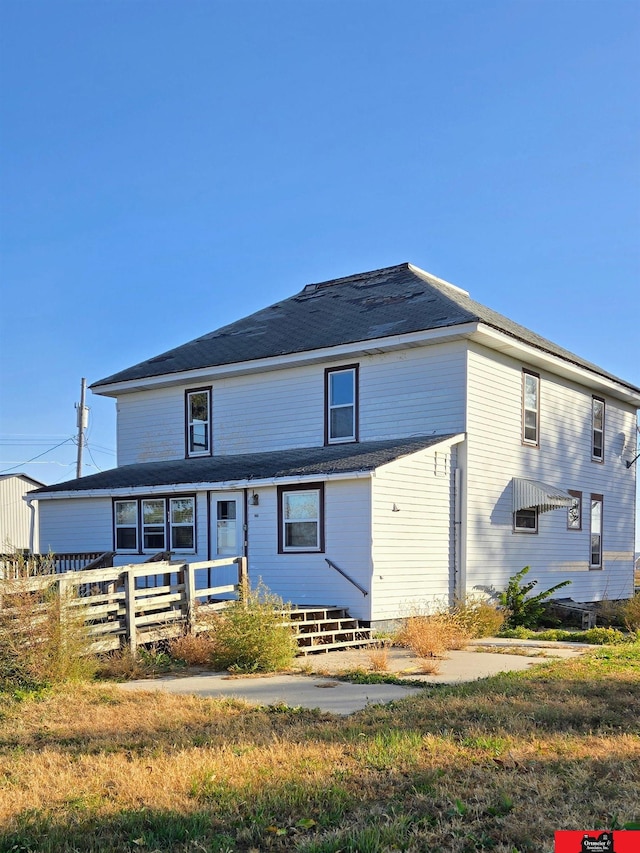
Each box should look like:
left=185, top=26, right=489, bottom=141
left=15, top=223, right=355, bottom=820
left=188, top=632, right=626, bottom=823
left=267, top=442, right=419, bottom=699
left=0, top=644, right=639, bottom=852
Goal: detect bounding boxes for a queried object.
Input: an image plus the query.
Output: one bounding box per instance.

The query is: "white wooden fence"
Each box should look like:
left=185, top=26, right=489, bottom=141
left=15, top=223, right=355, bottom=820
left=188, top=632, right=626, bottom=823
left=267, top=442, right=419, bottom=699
left=0, top=557, right=248, bottom=653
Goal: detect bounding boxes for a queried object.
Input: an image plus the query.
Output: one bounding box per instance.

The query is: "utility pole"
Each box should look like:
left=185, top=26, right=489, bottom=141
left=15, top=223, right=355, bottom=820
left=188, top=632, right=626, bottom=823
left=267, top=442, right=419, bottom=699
left=75, top=378, right=88, bottom=478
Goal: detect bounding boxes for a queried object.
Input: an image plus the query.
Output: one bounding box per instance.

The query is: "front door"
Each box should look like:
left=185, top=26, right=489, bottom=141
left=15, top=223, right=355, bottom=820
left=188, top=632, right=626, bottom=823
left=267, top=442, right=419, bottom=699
left=210, top=492, right=244, bottom=560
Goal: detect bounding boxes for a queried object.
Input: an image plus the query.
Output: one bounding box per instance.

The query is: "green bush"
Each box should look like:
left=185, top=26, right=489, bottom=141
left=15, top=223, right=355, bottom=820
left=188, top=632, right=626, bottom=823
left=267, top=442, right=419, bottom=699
left=208, top=583, right=297, bottom=673
left=619, top=593, right=640, bottom=632
left=499, top=566, right=571, bottom=629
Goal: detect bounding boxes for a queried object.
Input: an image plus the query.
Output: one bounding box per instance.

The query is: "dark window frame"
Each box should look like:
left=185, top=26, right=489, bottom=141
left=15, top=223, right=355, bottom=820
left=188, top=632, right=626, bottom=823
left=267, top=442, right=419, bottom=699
left=112, top=494, right=197, bottom=555
left=185, top=387, right=213, bottom=458
left=567, top=489, right=582, bottom=530
left=277, top=483, right=325, bottom=554
left=591, top=396, right=605, bottom=463
left=589, top=493, right=603, bottom=570
left=522, top=369, right=540, bottom=448
left=324, top=364, right=359, bottom=446
left=513, top=507, right=538, bottom=534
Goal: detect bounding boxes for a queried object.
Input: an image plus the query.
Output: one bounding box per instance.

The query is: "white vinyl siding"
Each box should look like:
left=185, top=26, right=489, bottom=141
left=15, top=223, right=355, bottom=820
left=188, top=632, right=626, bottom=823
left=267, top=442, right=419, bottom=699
left=245, top=479, right=373, bottom=622
left=117, top=386, right=185, bottom=465
left=370, top=445, right=455, bottom=621
left=465, top=344, right=637, bottom=602
left=114, top=342, right=467, bottom=461
left=39, top=498, right=114, bottom=554
left=0, top=475, right=40, bottom=552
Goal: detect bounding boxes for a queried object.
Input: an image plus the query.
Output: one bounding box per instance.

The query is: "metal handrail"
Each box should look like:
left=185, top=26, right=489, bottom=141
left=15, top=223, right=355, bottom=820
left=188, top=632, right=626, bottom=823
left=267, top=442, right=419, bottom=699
left=324, top=558, right=368, bottom=597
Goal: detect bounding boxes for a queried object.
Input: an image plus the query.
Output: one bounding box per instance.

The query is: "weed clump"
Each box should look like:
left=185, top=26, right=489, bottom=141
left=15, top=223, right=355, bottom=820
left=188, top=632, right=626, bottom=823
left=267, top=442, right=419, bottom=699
left=206, top=583, right=297, bottom=673
left=619, top=593, right=640, bottom=633
left=0, top=576, right=96, bottom=690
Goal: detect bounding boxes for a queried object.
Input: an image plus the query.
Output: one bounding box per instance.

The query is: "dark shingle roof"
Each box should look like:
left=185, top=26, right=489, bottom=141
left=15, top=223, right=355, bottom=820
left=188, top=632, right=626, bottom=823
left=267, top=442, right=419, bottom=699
left=91, top=263, right=638, bottom=393
left=32, top=435, right=457, bottom=495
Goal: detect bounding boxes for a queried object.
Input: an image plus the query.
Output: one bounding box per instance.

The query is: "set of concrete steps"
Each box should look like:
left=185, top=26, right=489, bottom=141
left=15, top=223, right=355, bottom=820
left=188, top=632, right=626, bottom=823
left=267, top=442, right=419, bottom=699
left=289, top=606, right=376, bottom=654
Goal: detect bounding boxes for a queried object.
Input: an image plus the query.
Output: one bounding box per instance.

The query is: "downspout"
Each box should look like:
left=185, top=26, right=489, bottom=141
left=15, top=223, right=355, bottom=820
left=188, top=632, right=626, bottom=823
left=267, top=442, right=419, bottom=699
left=454, top=467, right=461, bottom=601
left=25, top=496, right=36, bottom=554
left=242, top=489, right=249, bottom=559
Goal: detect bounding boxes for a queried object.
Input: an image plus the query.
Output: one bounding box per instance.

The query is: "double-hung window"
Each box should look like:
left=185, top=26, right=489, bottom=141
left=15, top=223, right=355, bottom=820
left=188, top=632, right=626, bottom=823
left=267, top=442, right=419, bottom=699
left=278, top=484, right=325, bottom=553
left=113, top=496, right=196, bottom=554
left=142, top=499, right=167, bottom=551
left=522, top=369, right=540, bottom=446
left=592, top=397, right=605, bottom=462
left=325, top=365, right=358, bottom=444
left=186, top=388, right=211, bottom=457
left=114, top=500, right=138, bottom=551
left=590, top=494, right=603, bottom=568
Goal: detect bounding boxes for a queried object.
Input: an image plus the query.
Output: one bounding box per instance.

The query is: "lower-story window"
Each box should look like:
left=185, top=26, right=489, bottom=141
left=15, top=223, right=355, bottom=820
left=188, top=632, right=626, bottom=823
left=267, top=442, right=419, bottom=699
left=514, top=507, right=538, bottom=533
left=278, top=483, right=325, bottom=553
left=114, top=496, right=196, bottom=554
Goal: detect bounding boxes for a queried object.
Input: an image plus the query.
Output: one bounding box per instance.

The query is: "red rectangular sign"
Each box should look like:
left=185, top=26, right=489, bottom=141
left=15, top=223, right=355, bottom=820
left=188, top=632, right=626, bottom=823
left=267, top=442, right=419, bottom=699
left=554, top=831, right=640, bottom=853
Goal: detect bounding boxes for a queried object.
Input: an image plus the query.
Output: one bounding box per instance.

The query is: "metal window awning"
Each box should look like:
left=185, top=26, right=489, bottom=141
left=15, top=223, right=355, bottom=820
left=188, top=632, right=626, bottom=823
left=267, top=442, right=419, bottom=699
left=512, top=478, right=574, bottom=514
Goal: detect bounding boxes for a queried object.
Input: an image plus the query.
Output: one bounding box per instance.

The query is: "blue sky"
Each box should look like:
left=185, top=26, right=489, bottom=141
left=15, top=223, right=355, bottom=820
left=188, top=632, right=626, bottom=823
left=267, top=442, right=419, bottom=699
left=1, top=1, right=639, bottom=544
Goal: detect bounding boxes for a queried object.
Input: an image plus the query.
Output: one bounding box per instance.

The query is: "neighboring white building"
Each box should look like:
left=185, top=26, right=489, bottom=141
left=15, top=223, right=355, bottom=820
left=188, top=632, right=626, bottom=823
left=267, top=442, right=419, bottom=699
left=0, top=473, right=44, bottom=552
left=29, top=264, right=640, bottom=624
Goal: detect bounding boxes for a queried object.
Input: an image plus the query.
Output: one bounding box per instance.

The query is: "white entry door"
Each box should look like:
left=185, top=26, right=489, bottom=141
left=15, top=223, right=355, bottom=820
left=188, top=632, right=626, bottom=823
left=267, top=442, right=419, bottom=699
left=210, top=492, right=244, bottom=559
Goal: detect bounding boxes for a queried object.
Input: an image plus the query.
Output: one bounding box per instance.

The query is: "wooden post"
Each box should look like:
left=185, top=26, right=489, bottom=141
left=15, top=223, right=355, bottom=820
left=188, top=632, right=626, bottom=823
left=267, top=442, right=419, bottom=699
left=123, top=567, right=137, bottom=653
left=182, top=563, right=196, bottom=634
left=236, top=557, right=248, bottom=607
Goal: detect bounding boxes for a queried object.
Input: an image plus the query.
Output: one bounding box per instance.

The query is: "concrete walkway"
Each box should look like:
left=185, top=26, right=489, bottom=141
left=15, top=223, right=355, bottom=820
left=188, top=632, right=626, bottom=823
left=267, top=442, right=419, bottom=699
left=118, top=640, right=588, bottom=716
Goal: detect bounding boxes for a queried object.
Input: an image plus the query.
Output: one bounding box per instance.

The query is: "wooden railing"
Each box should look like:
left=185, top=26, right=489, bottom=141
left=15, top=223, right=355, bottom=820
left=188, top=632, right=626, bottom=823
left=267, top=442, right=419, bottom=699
left=0, top=557, right=248, bottom=653
left=0, top=552, right=114, bottom=579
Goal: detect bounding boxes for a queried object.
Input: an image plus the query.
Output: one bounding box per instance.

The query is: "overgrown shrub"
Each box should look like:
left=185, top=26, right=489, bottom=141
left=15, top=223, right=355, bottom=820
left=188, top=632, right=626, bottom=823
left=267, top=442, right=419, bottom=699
left=452, top=597, right=505, bottom=638
left=0, top=577, right=96, bottom=689
left=499, top=566, right=571, bottom=629
left=207, top=583, right=297, bottom=673
left=397, top=610, right=471, bottom=658
left=619, top=593, right=640, bottom=633
left=169, top=632, right=217, bottom=667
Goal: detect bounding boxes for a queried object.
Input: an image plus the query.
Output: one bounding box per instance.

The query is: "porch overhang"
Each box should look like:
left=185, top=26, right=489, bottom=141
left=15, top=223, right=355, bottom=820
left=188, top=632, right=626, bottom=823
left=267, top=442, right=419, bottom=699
left=512, top=477, right=574, bottom=514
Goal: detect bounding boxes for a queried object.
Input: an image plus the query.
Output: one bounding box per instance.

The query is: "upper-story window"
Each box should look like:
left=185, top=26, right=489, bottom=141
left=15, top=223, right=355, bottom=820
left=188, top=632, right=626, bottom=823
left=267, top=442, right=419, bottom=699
left=325, top=365, right=358, bottom=444
left=592, top=397, right=605, bottom=462
left=186, top=388, right=212, bottom=457
left=522, top=370, right=540, bottom=447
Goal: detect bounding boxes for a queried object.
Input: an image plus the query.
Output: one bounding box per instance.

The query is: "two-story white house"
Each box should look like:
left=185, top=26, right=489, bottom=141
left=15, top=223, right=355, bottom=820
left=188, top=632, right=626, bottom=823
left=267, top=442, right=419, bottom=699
left=30, top=264, right=640, bottom=625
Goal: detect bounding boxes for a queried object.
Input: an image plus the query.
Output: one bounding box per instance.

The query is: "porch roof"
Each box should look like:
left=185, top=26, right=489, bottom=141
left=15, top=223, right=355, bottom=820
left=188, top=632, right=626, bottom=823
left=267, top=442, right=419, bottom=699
left=31, top=434, right=461, bottom=497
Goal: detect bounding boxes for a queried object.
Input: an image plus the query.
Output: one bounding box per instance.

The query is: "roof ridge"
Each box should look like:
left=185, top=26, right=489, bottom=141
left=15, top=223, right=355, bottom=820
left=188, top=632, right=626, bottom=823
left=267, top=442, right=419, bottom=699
left=301, top=262, right=411, bottom=293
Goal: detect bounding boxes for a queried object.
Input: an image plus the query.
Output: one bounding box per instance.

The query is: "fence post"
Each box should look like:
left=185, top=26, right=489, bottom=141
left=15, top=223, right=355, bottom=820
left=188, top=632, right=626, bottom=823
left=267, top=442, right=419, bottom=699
left=236, top=557, right=248, bottom=607
left=123, top=567, right=137, bottom=654
left=182, top=563, right=196, bottom=634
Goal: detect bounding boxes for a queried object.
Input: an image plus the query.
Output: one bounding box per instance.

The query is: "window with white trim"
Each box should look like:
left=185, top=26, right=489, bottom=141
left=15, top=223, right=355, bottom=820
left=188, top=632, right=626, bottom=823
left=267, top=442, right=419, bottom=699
left=514, top=507, right=538, bottom=533
left=326, top=366, right=357, bottom=444
left=522, top=370, right=539, bottom=446
left=170, top=497, right=195, bottom=550
left=590, top=495, right=603, bottom=568
left=592, top=397, right=605, bottom=462
left=278, top=484, right=324, bottom=552
left=186, top=389, right=211, bottom=457
left=113, top=496, right=196, bottom=554
left=142, top=499, right=166, bottom=551
left=115, top=500, right=138, bottom=551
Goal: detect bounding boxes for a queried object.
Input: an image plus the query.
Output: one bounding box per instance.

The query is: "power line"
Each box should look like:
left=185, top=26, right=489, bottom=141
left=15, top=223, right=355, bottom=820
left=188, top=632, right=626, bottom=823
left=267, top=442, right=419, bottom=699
left=0, top=437, right=76, bottom=475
